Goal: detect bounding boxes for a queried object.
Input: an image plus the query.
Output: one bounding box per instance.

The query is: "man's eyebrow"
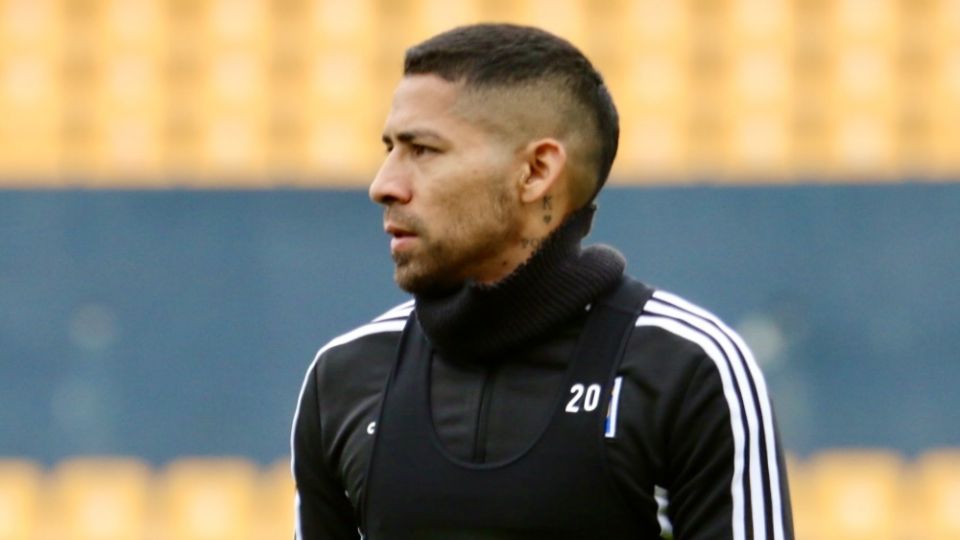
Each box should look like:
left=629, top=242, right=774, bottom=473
left=381, top=129, right=445, bottom=145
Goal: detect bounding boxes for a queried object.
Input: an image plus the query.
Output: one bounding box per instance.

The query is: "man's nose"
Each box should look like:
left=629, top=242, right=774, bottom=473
left=369, top=153, right=411, bottom=205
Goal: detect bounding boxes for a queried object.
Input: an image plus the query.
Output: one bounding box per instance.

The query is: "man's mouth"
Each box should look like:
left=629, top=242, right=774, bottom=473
left=385, top=223, right=416, bottom=237
left=385, top=224, right=418, bottom=252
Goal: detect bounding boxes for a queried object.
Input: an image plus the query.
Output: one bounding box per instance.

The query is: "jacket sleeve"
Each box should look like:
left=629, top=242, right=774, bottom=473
left=291, top=359, right=361, bottom=540
left=665, top=347, right=794, bottom=540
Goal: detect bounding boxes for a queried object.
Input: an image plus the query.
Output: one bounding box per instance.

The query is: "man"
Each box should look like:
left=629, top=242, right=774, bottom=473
left=292, top=24, right=793, bottom=540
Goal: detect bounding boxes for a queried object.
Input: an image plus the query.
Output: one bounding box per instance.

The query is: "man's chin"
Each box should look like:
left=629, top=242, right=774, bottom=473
left=394, top=266, right=460, bottom=297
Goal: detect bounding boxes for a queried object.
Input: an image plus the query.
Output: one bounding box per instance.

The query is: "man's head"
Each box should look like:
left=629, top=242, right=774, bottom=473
left=369, top=24, right=619, bottom=295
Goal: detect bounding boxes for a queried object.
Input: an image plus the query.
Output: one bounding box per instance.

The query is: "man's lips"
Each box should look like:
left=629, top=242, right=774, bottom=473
left=385, top=223, right=418, bottom=251
left=385, top=223, right=414, bottom=236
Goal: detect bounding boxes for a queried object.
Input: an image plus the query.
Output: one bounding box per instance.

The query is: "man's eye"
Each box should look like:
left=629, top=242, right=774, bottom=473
left=411, top=144, right=432, bottom=156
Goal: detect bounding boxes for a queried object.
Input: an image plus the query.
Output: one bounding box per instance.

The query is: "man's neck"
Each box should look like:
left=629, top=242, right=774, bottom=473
left=414, top=205, right=626, bottom=362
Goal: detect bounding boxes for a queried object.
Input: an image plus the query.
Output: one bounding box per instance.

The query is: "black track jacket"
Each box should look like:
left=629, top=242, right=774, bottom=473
left=291, top=289, right=794, bottom=539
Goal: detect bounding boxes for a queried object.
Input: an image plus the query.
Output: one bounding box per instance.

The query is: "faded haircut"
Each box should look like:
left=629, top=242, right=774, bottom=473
left=403, top=23, right=619, bottom=206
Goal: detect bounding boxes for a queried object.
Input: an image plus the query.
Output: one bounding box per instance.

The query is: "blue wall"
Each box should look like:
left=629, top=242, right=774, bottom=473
left=1, top=184, right=958, bottom=464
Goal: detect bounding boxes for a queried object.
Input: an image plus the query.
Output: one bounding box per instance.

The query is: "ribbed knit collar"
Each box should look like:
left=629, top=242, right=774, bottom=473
left=413, top=206, right=626, bottom=362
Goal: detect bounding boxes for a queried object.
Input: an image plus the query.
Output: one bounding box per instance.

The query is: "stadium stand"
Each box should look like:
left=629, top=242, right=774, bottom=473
left=1, top=1, right=957, bottom=539
left=0, top=460, right=42, bottom=540
left=197, top=0, right=270, bottom=182
left=49, top=457, right=152, bottom=540
left=257, top=458, right=297, bottom=540
left=784, top=455, right=818, bottom=540
left=159, top=457, right=258, bottom=540
left=0, top=453, right=958, bottom=539
left=614, top=2, right=690, bottom=180
left=807, top=450, right=907, bottom=540
left=0, top=0, right=62, bottom=183
left=1, top=0, right=959, bottom=186
left=913, top=449, right=960, bottom=540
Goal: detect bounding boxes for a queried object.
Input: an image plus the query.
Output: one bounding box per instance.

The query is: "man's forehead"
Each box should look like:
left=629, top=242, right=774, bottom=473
left=382, top=74, right=562, bottom=147
left=384, top=74, right=518, bottom=142
left=389, top=75, right=462, bottom=115
left=382, top=75, right=462, bottom=132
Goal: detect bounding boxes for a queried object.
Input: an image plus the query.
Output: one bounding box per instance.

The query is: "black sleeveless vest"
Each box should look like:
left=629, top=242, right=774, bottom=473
left=363, top=278, right=654, bottom=540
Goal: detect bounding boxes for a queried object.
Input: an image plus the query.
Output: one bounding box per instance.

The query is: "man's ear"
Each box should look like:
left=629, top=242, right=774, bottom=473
left=519, top=138, right=567, bottom=204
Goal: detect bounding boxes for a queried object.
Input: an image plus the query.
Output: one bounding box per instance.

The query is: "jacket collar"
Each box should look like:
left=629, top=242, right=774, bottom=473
left=414, top=205, right=626, bottom=362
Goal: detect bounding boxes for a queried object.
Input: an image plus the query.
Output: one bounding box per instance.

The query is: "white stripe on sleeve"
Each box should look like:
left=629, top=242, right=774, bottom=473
left=373, top=300, right=415, bottom=322
left=652, top=290, right=785, bottom=540
left=636, top=314, right=749, bottom=540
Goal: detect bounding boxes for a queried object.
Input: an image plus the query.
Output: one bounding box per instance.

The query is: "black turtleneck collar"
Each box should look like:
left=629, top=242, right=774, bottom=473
left=413, top=205, right=626, bottom=362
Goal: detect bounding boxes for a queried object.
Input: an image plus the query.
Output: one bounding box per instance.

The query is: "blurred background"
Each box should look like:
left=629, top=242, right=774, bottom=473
left=1, top=0, right=959, bottom=539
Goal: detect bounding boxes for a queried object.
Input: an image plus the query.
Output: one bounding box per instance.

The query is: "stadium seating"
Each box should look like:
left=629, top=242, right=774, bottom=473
left=159, top=457, right=258, bottom=540
left=784, top=455, right=819, bottom=540
left=0, top=0, right=62, bottom=182
left=806, top=449, right=906, bottom=540
left=0, top=456, right=296, bottom=540
left=49, top=457, right=152, bottom=540
left=2, top=0, right=960, bottom=186
left=615, top=2, right=690, bottom=180
left=257, top=458, right=296, bottom=540
left=0, top=459, right=42, bottom=540
left=913, top=449, right=960, bottom=540
left=2, top=451, right=960, bottom=539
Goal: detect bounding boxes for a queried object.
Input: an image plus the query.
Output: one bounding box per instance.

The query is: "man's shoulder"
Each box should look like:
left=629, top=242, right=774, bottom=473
left=322, top=299, right=412, bottom=355
left=368, top=299, right=416, bottom=325
left=625, top=288, right=754, bottom=371
left=620, top=287, right=769, bottom=416
left=309, top=300, right=412, bottom=370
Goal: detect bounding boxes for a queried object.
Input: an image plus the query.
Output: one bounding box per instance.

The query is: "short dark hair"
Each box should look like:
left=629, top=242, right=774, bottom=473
left=404, top=23, right=619, bottom=202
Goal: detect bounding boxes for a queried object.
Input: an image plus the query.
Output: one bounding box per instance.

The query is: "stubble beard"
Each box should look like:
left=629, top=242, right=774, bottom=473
left=393, top=241, right=454, bottom=296
left=394, top=229, right=503, bottom=296
left=393, top=192, right=518, bottom=297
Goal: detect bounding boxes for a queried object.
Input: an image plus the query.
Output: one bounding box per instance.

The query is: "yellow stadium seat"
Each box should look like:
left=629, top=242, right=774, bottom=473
left=50, top=457, right=152, bottom=540
left=930, top=2, right=960, bottom=176
left=407, top=0, right=481, bottom=43
left=88, top=0, right=166, bottom=183
left=198, top=110, right=269, bottom=185
left=790, top=0, right=832, bottom=179
left=913, top=449, right=960, bottom=540
left=55, top=0, right=105, bottom=182
left=476, top=0, right=518, bottom=23
left=311, top=0, right=377, bottom=51
left=181, top=0, right=270, bottom=183
left=784, top=454, right=817, bottom=540
left=257, top=458, right=296, bottom=540
left=296, top=43, right=381, bottom=182
left=197, top=69, right=269, bottom=181
left=614, top=1, right=691, bottom=181
left=261, top=0, right=385, bottom=184
left=895, top=0, right=938, bottom=177
left=0, top=459, right=42, bottom=540
left=826, top=0, right=899, bottom=179
left=161, top=457, right=258, bottom=540
left=301, top=123, right=380, bottom=183
left=0, top=0, right=63, bottom=181
left=808, top=449, right=906, bottom=540
left=204, top=0, right=268, bottom=48
left=532, top=0, right=588, bottom=45
left=723, top=0, right=794, bottom=180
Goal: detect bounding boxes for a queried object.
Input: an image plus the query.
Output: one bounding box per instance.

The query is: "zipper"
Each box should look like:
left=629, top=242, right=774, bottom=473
left=471, top=365, right=499, bottom=463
